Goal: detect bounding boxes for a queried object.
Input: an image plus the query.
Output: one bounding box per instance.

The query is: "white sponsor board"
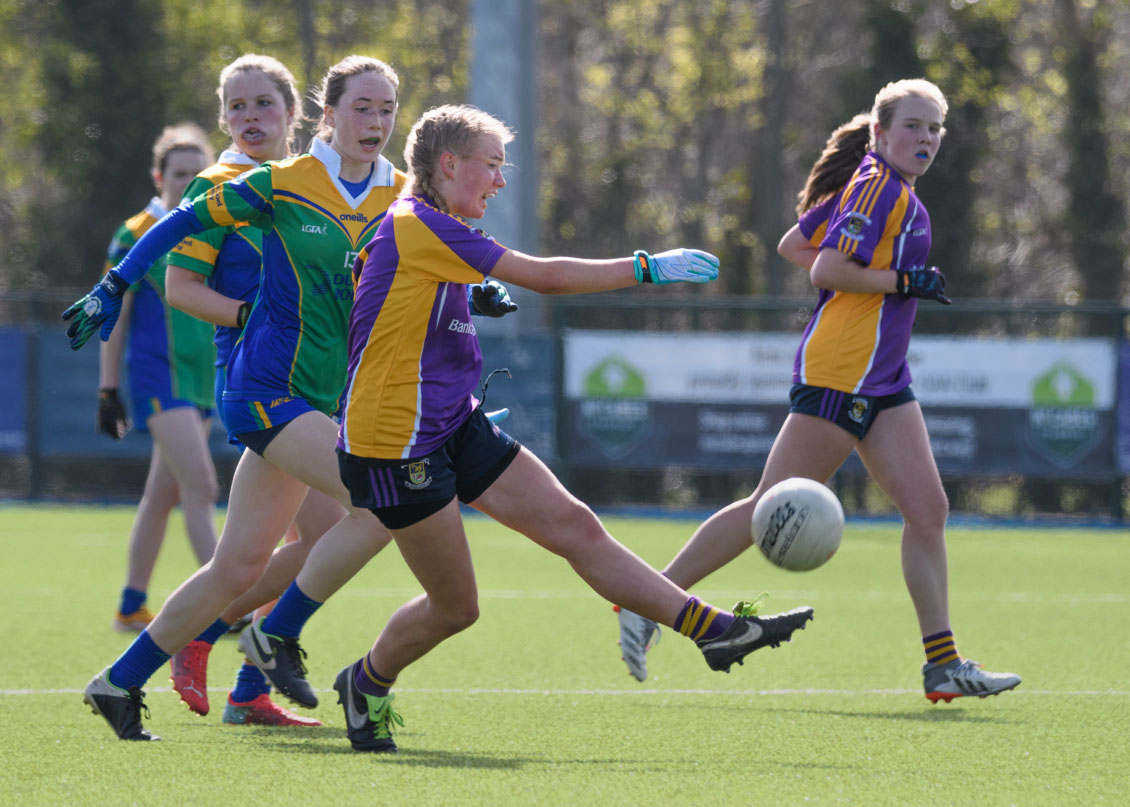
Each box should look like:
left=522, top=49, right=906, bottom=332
left=563, top=330, right=796, bottom=403
left=564, top=330, right=1115, bottom=410
left=907, top=335, right=1115, bottom=408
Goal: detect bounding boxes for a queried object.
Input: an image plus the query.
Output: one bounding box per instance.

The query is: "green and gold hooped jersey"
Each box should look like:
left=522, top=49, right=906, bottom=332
left=188, top=138, right=407, bottom=415
left=107, top=198, right=216, bottom=409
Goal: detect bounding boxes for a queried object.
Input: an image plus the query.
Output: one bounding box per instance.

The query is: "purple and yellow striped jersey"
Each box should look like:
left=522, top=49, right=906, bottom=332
left=338, top=195, right=507, bottom=460
left=167, top=150, right=263, bottom=369
left=792, top=151, right=931, bottom=395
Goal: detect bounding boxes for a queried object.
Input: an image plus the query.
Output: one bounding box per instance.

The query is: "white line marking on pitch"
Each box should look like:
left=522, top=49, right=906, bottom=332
left=3, top=687, right=1127, bottom=697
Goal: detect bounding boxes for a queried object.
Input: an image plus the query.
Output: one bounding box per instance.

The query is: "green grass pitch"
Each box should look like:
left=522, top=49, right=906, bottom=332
left=1, top=503, right=1127, bottom=806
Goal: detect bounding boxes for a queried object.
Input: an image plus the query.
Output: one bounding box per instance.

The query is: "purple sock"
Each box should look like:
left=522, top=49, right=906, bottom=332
left=353, top=656, right=395, bottom=698
left=674, top=597, right=734, bottom=642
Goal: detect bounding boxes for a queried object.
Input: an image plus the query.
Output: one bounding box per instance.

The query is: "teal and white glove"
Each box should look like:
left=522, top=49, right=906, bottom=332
left=633, top=249, right=719, bottom=285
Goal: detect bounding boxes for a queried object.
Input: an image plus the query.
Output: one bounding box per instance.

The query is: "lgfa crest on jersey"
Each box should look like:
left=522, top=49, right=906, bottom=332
left=841, top=211, right=870, bottom=241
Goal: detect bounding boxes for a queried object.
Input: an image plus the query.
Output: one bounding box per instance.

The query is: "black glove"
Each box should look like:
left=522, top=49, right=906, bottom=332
left=468, top=280, right=518, bottom=318
left=896, top=266, right=951, bottom=305
left=97, top=388, right=130, bottom=439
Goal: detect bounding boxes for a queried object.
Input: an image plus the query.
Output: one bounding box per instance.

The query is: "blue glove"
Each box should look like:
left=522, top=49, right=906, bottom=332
left=62, top=269, right=129, bottom=350
left=485, top=408, right=510, bottom=424
left=468, top=279, right=518, bottom=317
left=897, top=266, right=951, bottom=305
left=633, top=249, right=719, bottom=285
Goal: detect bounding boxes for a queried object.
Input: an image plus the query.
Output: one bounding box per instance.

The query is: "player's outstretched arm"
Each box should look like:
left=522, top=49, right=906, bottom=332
left=491, top=247, right=718, bottom=295
left=61, top=203, right=209, bottom=349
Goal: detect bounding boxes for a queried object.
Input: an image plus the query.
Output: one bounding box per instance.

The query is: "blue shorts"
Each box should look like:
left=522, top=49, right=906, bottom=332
left=222, top=394, right=320, bottom=456
left=131, top=394, right=213, bottom=434
left=789, top=383, right=916, bottom=439
left=338, top=407, right=521, bottom=530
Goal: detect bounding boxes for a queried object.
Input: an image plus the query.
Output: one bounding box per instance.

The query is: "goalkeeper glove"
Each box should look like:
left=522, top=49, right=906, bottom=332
left=97, top=388, right=130, bottom=440
left=633, top=249, right=719, bottom=285
left=62, top=269, right=129, bottom=350
left=896, top=266, right=951, bottom=305
left=468, top=279, right=518, bottom=317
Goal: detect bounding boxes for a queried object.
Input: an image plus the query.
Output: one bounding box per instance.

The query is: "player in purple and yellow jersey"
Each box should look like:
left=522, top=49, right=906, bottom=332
left=255, top=104, right=812, bottom=755
left=68, top=56, right=417, bottom=742
left=616, top=80, right=1020, bottom=703
left=97, top=124, right=218, bottom=635
left=160, top=54, right=322, bottom=728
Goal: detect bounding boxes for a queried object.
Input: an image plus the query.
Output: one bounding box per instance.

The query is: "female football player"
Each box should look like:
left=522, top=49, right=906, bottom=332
left=322, top=104, right=813, bottom=754
left=70, top=55, right=409, bottom=741
left=97, top=124, right=216, bottom=635
left=160, top=53, right=324, bottom=727
left=615, top=80, right=1021, bottom=704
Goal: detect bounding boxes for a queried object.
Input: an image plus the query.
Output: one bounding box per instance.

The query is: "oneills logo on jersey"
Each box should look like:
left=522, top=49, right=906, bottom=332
left=405, top=460, right=432, bottom=490
left=340, top=211, right=369, bottom=223
left=840, top=211, right=870, bottom=241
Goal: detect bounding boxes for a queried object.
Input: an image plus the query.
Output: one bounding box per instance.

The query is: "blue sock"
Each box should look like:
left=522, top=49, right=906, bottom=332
left=261, top=581, right=323, bottom=637
left=119, top=587, right=146, bottom=616
left=229, top=663, right=270, bottom=703
left=194, top=618, right=231, bottom=646
left=107, top=630, right=171, bottom=691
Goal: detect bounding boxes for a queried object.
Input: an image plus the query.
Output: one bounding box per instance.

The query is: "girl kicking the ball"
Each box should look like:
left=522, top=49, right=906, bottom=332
left=616, top=79, right=1020, bottom=705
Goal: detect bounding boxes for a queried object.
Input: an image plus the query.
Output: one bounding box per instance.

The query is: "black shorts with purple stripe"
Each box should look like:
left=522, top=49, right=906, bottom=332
left=788, top=383, right=916, bottom=439
left=337, top=406, right=520, bottom=530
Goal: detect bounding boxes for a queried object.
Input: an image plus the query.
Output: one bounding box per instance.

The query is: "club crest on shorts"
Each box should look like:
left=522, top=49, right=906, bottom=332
left=404, top=459, right=432, bottom=490
left=848, top=396, right=869, bottom=424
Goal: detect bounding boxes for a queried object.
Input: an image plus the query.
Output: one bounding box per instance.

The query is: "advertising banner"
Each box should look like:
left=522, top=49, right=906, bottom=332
left=562, top=330, right=1117, bottom=477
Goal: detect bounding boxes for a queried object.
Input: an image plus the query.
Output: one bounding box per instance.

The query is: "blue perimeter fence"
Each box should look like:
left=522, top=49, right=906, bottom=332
left=2, top=292, right=1128, bottom=520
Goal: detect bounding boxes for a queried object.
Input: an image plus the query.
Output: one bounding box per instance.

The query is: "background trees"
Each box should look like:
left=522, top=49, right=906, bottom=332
left=1, top=0, right=1126, bottom=310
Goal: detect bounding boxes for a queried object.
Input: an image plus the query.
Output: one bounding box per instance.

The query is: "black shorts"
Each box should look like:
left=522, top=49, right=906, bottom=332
left=235, top=422, right=291, bottom=457
left=789, top=383, right=916, bottom=439
left=337, top=407, right=521, bottom=530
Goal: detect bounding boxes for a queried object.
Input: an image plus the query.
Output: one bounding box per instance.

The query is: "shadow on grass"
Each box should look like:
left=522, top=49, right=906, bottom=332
left=762, top=706, right=1015, bottom=724
left=257, top=737, right=539, bottom=769
left=622, top=698, right=1014, bottom=725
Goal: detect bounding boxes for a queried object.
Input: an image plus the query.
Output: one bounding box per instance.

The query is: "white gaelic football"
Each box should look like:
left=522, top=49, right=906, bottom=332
left=751, top=478, right=844, bottom=571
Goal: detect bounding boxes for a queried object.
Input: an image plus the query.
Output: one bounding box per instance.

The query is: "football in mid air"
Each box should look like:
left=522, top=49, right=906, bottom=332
left=751, top=477, right=844, bottom=571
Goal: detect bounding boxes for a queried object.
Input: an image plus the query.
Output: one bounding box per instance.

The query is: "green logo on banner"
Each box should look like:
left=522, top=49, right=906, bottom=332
left=584, top=356, right=646, bottom=398
left=1026, top=361, right=1099, bottom=468
left=1031, top=362, right=1094, bottom=406
left=579, top=355, right=650, bottom=457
